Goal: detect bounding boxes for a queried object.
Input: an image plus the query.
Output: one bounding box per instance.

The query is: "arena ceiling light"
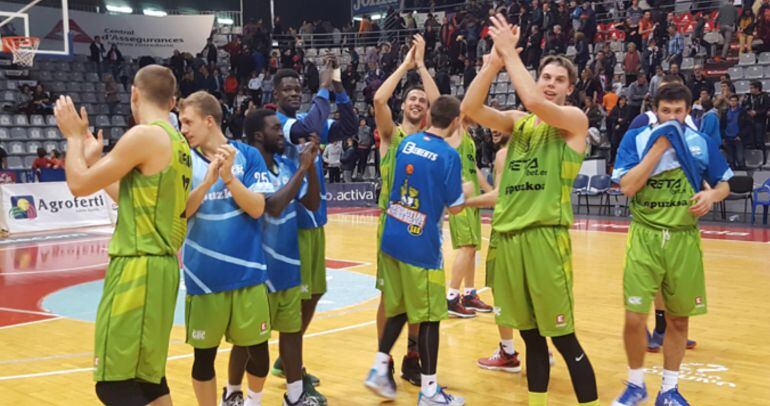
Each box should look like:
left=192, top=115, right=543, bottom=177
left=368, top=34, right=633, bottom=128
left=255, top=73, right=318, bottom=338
left=143, top=8, right=167, bottom=17
left=218, top=17, right=234, bottom=25
left=105, top=4, right=133, bottom=14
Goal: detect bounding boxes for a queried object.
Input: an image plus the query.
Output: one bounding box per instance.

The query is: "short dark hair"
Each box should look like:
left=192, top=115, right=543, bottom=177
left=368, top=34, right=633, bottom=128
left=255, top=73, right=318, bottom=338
left=243, top=109, right=277, bottom=145
left=751, top=80, right=762, bottom=90
left=729, top=94, right=739, bottom=100
left=654, top=82, right=692, bottom=109
left=402, top=85, right=426, bottom=101
left=273, top=68, right=300, bottom=89
left=429, top=95, right=461, bottom=129
left=538, top=55, right=578, bottom=85
left=701, top=98, right=713, bottom=111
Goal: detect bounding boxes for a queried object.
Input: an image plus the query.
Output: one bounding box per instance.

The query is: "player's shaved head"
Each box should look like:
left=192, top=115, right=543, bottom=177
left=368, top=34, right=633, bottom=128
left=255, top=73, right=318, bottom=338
left=133, top=65, right=177, bottom=109
left=179, top=91, right=222, bottom=124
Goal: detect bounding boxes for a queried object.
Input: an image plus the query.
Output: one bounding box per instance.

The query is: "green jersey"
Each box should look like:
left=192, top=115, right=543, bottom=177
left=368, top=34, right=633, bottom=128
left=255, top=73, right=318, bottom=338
left=456, top=131, right=480, bottom=195
left=108, top=121, right=192, bottom=257
left=630, top=168, right=696, bottom=230
left=377, top=126, right=408, bottom=210
left=492, top=114, right=584, bottom=233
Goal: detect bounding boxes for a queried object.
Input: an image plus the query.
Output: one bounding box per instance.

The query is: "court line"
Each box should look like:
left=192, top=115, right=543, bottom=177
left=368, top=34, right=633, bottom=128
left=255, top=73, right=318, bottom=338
left=0, top=263, right=109, bottom=276
left=0, top=316, right=63, bottom=331
left=0, top=236, right=110, bottom=251
left=0, top=307, right=63, bottom=317
left=0, top=319, right=378, bottom=381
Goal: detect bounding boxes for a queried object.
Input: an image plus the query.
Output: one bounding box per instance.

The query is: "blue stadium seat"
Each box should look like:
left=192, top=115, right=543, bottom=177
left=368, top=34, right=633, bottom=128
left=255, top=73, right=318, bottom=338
left=27, top=127, right=43, bottom=139
left=26, top=141, right=41, bottom=154
left=0, top=114, right=12, bottom=126
left=44, top=127, right=59, bottom=139
left=111, top=115, right=127, bottom=126
left=95, top=115, right=111, bottom=127
left=30, top=114, right=45, bottom=126
left=9, top=141, right=24, bottom=154
left=0, top=128, right=9, bottom=139
left=46, top=115, right=57, bottom=126
left=13, top=114, right=28, bottom=126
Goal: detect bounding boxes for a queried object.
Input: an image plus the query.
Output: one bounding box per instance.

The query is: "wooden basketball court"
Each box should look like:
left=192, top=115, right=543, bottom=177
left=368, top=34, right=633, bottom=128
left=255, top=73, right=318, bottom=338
left=0, top=208, right=768, bottom=405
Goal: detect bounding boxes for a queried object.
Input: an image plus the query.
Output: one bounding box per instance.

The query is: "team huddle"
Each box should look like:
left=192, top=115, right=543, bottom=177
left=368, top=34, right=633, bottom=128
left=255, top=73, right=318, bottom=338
left=53, top=13, right=732, bottom=406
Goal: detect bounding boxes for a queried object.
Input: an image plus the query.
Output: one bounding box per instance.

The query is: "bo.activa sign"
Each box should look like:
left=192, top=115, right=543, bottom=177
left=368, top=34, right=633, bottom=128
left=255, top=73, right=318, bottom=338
left=325, top=182, right=377, bottom=207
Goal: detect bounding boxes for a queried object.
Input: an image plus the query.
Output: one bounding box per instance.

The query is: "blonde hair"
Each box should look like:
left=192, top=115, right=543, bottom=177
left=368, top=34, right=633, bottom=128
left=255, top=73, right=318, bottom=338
left=538, top=55, right=578, bottom=85
left=133, top=65, right=177, bottom=108
left=178, top=91, right=223, bottom=124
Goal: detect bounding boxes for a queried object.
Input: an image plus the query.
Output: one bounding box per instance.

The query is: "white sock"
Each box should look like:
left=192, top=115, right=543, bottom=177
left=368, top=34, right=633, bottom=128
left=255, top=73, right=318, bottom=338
left=464, top=287, right=475, bottom=296
left=421, top=373, right=438, bottom=397
left=447, top=288, right=460, bottom=300
left=500, top=339, right=515, bottom=355
left=373, top=352, right=390, bottom=376
left=628, top=368, right=645, bottom=387
left=226, top=384, right=242, bottom=397
left=286, top=380, right=303, bottom=403
left=244, top=389, right=263, bottom=406
left=661, top=369, right=679, bottom=392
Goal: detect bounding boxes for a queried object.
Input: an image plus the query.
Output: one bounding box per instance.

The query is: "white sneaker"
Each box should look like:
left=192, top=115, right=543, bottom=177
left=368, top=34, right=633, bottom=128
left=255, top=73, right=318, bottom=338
left=418, top=387, right=465, bottom=405
left=364, top=368, right=397, bottom=400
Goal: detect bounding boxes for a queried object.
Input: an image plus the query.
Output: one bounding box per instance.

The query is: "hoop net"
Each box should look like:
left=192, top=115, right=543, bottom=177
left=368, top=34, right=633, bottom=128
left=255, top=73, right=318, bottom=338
left=2, top=36, right=40, bottom=67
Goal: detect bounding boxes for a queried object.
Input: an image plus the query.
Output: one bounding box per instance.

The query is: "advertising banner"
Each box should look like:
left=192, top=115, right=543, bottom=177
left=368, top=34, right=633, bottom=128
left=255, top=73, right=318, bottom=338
left=0, top=1, right=216, bottom=58
left=325, top=182, right=377, bottom=207
left=352, top=0, right=400, bottom=16
left=0, top=182, right=112, bottom=233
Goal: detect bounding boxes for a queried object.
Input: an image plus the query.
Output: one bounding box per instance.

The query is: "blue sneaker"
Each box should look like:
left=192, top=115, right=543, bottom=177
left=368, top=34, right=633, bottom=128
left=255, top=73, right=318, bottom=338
left=364, top=368, right=397, bottom=400
left=655, top=387, right=690, bottom=405
left=648, top=330, right=664, bottom=353
left=648, top=329, right=697, bottom=352
left=418, top=387, right=465, bottom=405
left=612, top=382, right=648, bottom=406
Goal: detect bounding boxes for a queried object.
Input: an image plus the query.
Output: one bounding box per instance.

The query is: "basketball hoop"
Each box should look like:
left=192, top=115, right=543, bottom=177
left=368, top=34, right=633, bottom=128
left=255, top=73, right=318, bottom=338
left=2, top=36, right=40, bottom=67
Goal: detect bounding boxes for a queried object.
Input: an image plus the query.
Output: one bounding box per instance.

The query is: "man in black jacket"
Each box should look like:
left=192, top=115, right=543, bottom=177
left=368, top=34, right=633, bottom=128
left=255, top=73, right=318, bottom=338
left=743, top=81, right=770, bottom=161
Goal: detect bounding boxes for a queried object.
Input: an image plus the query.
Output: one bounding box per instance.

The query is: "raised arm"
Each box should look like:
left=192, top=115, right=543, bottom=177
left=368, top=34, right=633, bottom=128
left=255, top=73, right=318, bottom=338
left=55, top=96, right=161, bottom=197
left=326, top=85, right=357, bottom=143
left=460, top=47, right=520, bottom=134
left=488, top=14, right=588, bottom=154
left=374, top=46, right=415, bottom=151
left=619, top=137, right=670, bottom=197
left=217, top=145, right=266, bottom=219
left=413, top=34, right=440, bottom=104
left=288, top=88, right=331, bottom=143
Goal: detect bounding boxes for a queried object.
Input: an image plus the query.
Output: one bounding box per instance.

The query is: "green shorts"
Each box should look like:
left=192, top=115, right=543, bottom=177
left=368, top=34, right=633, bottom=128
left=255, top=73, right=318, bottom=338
left=623, top=222, right=707, bottom=317
left=268, top=286, right=302, bottom=333
left=380, top=253, right=448, bottom=324
left=448, top=206, right=481, bottom=250
left=185, top=283, right=271, bottom=349
left=485, top=231, right=499, bottom=288
left=375, top=212, right=386, bottom=291
left=298, top=227, right=326, bottom=299
left=493, top=227, right=575, bottom=337
left=93, top=255, right=179, bottom=383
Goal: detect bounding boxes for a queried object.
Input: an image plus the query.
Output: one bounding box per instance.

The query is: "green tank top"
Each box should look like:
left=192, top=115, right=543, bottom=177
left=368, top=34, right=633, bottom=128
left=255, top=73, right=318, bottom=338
left=492, top=114, right=584, bottom=233
left=108, top=121, right=192, bottom=257
left=377, top=126, right=407, bottom=210
left=630, top=168, right=697, bottom=230
left=456, top=131, right=480, bottom=196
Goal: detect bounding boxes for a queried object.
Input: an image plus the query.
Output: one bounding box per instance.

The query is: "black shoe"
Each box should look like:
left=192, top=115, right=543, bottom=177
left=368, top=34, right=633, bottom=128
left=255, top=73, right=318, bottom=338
left=220, top=387, right=244, bottom=406
left=400, top=351, right=421, bottom=386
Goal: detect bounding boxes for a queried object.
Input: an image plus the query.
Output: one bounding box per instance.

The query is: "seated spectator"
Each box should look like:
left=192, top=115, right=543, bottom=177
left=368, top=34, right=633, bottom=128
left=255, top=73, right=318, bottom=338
left=49, top=150, right=64, bottom=169
left=544, top=25, right=567, bottom=55
left=584, top=96, right=605, bottom=130
left=32, top=148, right=51, bottom=170
left=625, top=73, right=648, bottom=116
left=738, top=8, right=756, bottom=56
left=721, top=94, right=748, bottom=169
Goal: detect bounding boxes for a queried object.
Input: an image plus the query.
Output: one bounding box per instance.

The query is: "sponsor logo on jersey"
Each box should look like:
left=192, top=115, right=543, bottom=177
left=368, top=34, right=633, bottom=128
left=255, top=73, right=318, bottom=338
left=504, top=182, right=545, bottom=194
left=191, top=330, right=206, bottom=340
left=639, top=199, right=691, bottom=209
left=402, top=141, right=438, bottom=161
left=555, top=314, right=567, bottom=327
left=628, top=296, right=642, bottom=305
left=647, top=178, right=686, bottom=193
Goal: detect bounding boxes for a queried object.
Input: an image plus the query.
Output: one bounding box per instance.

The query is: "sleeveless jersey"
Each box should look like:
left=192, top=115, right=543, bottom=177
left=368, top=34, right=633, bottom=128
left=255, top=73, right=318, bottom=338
left=456, top=131, right=480, bottom=195
left=631, top=168, right=697, bottom=230
left=492, top=114, right=584, bottom=233
left=378, top=126, right=408, bottom=210
left=108, top=121, right=192, bottom=257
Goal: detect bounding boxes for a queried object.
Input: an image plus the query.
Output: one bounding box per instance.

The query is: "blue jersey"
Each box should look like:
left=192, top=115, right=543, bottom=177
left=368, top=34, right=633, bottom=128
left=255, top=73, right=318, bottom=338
left=381, top=132, right=464, bottom=269
left=262, top=154, right=307, bottom=292
left=612, top=120, right=733, bottom=190
left=183, top=141, right=274, bottom=295
left=278, top=111, right=330, bottom=229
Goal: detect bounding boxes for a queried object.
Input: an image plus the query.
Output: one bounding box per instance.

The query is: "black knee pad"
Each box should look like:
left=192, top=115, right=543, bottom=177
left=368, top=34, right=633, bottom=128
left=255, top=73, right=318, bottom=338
left=138, top=377, right=170, bottom=403
left=551, top=333, right=583, bottom=357
left=95, top=380, right=159, bottom=406
left=245, top=342, right=270, bottom=378
left=192, top=347, right=218, bottom=381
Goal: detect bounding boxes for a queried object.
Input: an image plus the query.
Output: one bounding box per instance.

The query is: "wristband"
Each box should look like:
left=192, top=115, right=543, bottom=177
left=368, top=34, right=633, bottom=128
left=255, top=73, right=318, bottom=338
left=333, top=68, right=342, bottom=82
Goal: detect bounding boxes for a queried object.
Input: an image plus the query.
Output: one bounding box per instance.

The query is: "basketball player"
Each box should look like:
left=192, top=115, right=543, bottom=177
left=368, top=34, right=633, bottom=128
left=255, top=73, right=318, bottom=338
left=237, top=108, right=322, bottom=406
left=178, top=92, right=274, bottom=406
left=365, top=95, right=466, bottom=405
left=259, top=57, right=355, bottom=399
left=611, top=83, right=732, bottom=405
left=54, top=65, right=191, bottom=406
left=445, top=116, right=494, bottom=318
left=373, top=34, right=439, bottom=386
left=462, top=15, right=599, bottom=405
left=628, top=73, right=699, bottom=352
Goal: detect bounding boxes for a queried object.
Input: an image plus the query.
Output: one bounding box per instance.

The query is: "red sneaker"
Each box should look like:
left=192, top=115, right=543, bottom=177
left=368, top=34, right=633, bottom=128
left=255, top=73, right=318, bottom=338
left=477, top=344, right=521, bottom=373
left=447, top=296, right=476, bottom=318
left=462, top=291, right=493, bottom=313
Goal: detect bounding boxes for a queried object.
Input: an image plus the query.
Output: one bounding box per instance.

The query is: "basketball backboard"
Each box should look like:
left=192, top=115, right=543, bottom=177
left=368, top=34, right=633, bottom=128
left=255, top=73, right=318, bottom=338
left=0, top=0, right=70, bottom=56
